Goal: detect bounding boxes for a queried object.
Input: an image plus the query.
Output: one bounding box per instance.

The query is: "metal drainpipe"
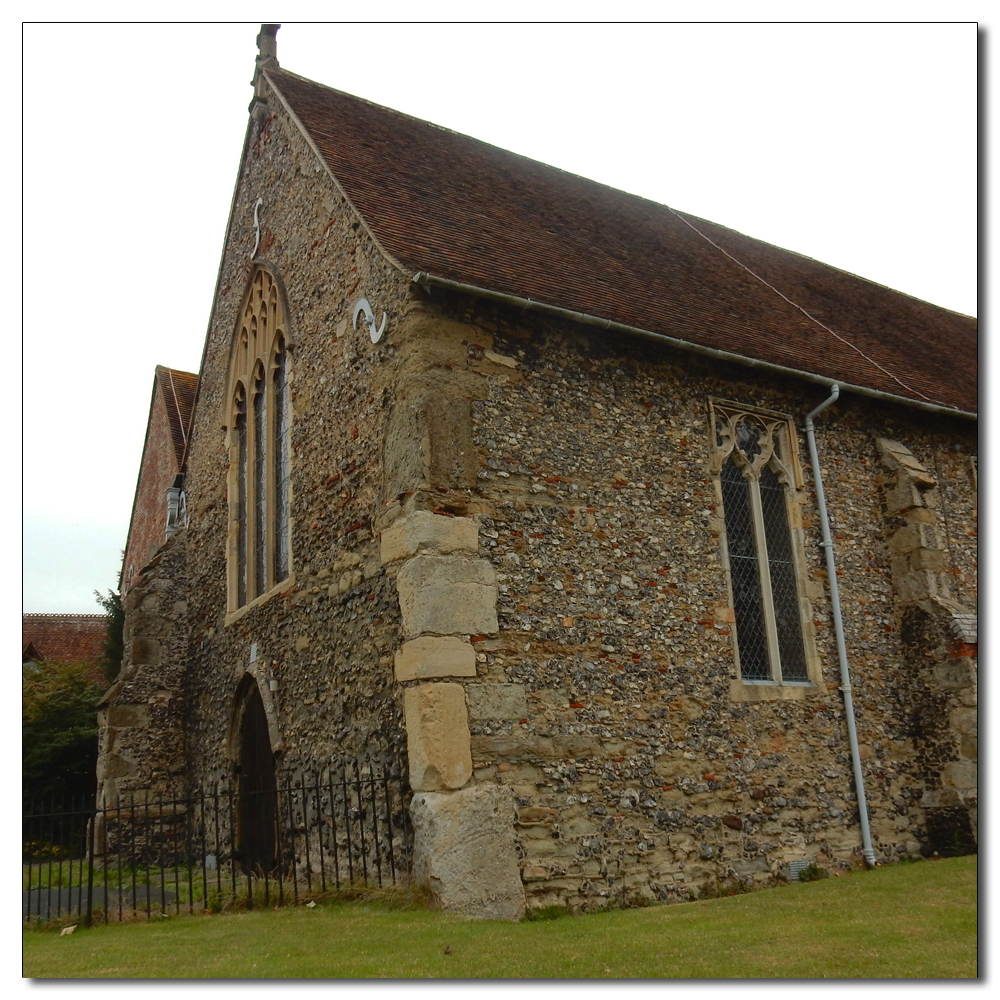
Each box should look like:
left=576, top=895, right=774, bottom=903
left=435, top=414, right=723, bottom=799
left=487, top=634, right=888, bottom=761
left=804, top=385, right=878, bottom=867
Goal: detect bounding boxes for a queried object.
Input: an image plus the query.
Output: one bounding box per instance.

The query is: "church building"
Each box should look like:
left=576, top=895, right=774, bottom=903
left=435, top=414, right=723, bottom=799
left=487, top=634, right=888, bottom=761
left=97, top=26, right=977, bottom=918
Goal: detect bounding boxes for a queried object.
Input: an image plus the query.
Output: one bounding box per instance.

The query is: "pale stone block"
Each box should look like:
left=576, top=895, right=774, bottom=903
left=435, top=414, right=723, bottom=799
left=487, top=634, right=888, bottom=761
left=888, top=523, right=937, bottom=554
left=732, top=856, right=769, bottom=875
left=397, top=554, right=498, bottom=638
left=876, top=437, right=910, bottom=463
left=941, top=760, right=977, bottom=791
left=395, top=636, right=477, bottom=681
left=920, top=788, right=965, bottom=808
left=404, top=683, right=472, bottom=791
left=106, top=704, right=151, bottom=728
left=889, top=553, right=909, bottom=579
left=466, top=683, right=528, bottom=720
left=96, top=752, right=138, bottom=781
left=949, top=706, right=977, bottom=737
left=410, top=783, right=525, bottom=920
left=483, top=349, right=518, bottom=369
left=380, top=510, right=479, bottom=564
left=877, top=439, right=935, bottom=482
left=883, top=481, right=925, bottom=515
left=522, top=865, right=549, bottom=881
left=130, top=637, right=160, bottom=666
left=910, top=547, right=946, bottom=572
left=895, top=572, right=934, bottom=604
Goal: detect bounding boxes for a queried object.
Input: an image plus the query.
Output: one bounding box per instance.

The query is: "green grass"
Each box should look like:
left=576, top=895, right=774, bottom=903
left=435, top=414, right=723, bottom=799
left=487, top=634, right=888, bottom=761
left=23, top=856, right=977, bottom=979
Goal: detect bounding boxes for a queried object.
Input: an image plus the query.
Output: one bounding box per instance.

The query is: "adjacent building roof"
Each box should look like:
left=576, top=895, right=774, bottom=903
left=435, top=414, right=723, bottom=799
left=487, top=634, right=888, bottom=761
left=22, top=614, right=109, bottom=666
left=268, top=67, right=976, bottom=415
left=120, top=366, right=199, bottom=590
left=155, top=366, right=199, bottom=465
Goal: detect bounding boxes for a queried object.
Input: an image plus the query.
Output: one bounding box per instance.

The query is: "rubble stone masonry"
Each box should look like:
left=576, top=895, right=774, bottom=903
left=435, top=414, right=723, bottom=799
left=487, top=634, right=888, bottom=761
left=98, top=70, right=976, bottom=916
left=412, top=291, right=976, bottom=909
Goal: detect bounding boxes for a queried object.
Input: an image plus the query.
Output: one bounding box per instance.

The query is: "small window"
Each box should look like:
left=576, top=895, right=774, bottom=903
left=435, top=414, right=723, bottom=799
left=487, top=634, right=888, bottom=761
left=226, top=268, right=292, bottom=616
left=710, top=400, right=818, bottom=694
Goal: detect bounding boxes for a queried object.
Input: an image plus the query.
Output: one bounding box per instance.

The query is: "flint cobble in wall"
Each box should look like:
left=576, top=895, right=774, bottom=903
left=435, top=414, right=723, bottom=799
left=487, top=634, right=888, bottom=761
left=97, top=535, right=190, bottom=802
left=420, top=295, right=976, bottom=908
left=120, top=79, right=416, bottom=786
left=100, top=74, right=976, bottom=913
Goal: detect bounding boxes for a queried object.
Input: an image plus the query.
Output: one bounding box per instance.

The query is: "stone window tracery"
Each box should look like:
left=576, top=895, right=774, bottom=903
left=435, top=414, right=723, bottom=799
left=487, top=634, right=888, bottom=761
left=226, top=267, right=292, bottom=616
left=710, top=400, right=815, bottom=689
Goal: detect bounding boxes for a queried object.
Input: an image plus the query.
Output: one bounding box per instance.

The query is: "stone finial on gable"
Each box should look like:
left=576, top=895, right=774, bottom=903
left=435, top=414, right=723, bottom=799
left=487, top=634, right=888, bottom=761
left=256, top=24, right=280, bottom=68
left=250, top=24, right=280, bottom=123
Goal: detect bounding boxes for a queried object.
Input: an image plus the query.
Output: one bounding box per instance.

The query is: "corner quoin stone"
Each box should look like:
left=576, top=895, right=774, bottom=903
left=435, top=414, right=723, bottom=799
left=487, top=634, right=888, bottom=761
left=395, top=635, right=477, bottom=681
left=410, top=783, right=525, bottom=921
left=380, top=510, right=479, bottom=564
left=396, top=554, right=498, bottom=638
left=404, top=683, right=473, bottom=791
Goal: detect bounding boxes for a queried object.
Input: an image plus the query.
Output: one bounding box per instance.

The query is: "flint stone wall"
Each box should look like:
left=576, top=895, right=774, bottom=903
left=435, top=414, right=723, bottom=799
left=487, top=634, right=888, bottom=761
left=105, top=75, right=419, bottom=793
left=409, top=290, right=976, bottom=910
left=96, top=534, right=189, bottom=803
left=100, top=73, right=977, bottom=916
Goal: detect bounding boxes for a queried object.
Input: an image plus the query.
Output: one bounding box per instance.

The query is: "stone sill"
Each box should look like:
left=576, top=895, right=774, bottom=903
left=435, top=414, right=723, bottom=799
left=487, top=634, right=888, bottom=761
left=224, top=574, right=296, bottom=627
left=729, top=678, right=825, bottom=702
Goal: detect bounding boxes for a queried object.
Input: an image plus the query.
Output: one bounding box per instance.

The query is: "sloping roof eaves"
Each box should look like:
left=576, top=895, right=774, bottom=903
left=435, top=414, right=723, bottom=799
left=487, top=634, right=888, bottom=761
left=267, top=68, right=976, bottom=415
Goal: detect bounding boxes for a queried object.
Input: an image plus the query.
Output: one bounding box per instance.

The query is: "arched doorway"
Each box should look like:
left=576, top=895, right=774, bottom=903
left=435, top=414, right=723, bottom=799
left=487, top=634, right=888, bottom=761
left=235, top=680, right=278, bottom=874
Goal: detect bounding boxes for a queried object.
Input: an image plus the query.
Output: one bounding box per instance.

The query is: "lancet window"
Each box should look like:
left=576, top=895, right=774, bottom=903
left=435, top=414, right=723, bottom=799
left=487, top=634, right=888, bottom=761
left=710, top=400, right=811, bottom=686
left=227, top=267, right=291, bottom=614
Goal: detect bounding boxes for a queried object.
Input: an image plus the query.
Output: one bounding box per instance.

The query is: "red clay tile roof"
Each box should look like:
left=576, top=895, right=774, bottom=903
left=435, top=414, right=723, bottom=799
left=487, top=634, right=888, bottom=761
left=22, top=614, right=109, bottom=666
left=269, top=68, right=976, bottom=414
left=155, top=367, right=199, bottom=466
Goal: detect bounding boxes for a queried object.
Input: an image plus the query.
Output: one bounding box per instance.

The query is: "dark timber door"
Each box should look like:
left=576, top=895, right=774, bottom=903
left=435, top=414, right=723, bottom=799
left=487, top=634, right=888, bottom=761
left=237, top=686, right=277, bottom=874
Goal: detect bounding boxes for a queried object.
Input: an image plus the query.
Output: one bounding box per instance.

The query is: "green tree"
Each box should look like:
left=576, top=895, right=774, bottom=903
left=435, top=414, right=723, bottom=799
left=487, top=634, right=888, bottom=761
left=22, top=659, right=108, bottom=801
left=94, top=588, right=125, bottom=682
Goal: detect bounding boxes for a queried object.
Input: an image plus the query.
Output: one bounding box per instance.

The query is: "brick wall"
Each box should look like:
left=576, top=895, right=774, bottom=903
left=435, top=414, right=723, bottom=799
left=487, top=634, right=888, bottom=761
left=123, top=382, right=179, bottom=590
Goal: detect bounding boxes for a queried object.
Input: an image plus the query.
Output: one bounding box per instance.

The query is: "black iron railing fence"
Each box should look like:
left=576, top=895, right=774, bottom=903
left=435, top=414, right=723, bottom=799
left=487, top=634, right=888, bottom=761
left=23, top=758, right=412, bottom=925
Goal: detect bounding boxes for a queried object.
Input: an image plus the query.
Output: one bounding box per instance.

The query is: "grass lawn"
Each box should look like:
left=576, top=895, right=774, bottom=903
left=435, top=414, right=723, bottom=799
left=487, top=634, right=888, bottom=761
left=23, top=855, right=977, bottom=979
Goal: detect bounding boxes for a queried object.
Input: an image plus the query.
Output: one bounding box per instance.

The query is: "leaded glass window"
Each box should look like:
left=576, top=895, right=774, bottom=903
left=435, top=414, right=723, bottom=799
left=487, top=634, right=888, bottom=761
left=235, top=388, right=248, bottom=608
left=227, top=267, right=292, bottom=614
left=252, top=365, right=267, bottom=599
left=711, top=401, right=810, bottom=685
left=272, top=339, right=290, bottom=583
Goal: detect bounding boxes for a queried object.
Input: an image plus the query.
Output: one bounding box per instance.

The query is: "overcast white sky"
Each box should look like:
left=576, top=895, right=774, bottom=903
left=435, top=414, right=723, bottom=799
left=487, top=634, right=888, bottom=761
left=22, top=16, right=978, bottom=616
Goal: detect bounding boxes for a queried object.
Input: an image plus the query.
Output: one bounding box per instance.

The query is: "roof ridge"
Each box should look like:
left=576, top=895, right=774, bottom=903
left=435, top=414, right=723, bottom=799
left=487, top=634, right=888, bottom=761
left=22, top=613, right=109, bottom=619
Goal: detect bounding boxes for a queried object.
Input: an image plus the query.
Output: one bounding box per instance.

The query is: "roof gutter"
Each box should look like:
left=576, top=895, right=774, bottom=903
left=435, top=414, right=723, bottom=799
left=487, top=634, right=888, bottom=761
left=411, top=272, right=976, bottom=421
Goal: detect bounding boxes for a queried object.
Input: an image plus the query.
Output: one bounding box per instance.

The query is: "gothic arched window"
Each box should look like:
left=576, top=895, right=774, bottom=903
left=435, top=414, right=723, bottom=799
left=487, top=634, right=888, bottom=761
left=710, top=400, right=820, bottom=693
left=227, top=267, right=292, bottom=615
